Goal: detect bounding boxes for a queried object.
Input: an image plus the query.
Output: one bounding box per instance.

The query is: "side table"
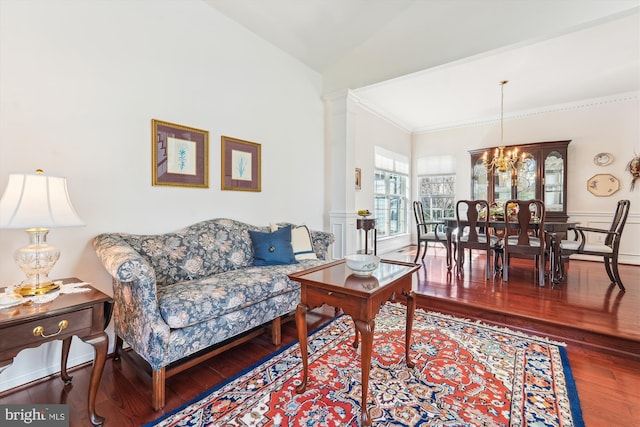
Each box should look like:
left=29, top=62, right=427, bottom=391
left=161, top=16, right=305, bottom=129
left=0, top=278, right=113, bottom=426
left=356, top=217, right=377, bottom=255
left=289, top=259, right=420, bottom=426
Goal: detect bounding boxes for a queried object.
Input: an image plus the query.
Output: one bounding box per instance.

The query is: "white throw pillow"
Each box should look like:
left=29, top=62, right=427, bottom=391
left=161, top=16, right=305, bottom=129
left=271, top=223, right=318, bottom=260
left=291, top=225, right=318, bottom=260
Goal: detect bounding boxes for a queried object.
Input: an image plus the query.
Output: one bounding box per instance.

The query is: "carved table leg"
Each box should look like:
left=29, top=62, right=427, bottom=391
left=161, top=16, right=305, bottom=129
left=295, top=303, right=309, bottom=394
left=352, top=326, right=360, bottom=349
left=355, top=319, right=375, bottom=427
left=60, top=337, right=73, bottom=384
left=405, top=292, right=416, bottom=368
left=88, top=332, right=108, bottom=426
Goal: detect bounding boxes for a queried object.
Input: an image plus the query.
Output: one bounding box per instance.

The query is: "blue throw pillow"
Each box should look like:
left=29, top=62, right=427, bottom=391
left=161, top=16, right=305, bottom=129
left=249, top=225, right=297, bottom=266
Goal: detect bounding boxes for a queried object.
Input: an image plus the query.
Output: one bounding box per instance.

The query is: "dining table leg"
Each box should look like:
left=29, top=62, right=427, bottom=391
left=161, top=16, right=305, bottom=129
left=445, top=225, right=453, bottom=271
left=550, top=232, right=568, bottom=284
left=548, top=232, right=563, bottom=284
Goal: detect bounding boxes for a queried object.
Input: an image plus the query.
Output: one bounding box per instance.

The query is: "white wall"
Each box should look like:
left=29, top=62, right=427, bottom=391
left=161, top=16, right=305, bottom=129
left=0, top=0, right=325, bottom=391
left=352, top=99, right=412, bottom=254
left=412, top=95, right=640, bottom=264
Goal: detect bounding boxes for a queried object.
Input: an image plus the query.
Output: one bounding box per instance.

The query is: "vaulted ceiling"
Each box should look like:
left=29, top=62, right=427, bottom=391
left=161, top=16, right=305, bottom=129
left=204, top=1, right=639, bottom=132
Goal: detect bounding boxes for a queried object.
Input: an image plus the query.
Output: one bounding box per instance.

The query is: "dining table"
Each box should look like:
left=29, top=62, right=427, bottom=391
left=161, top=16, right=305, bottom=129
left=442, top=217, right=577, bottom=284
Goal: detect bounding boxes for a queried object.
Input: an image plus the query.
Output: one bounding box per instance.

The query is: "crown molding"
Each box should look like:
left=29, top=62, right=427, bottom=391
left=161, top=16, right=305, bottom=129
left=329, top=90, right=638, bottom=136
left=413, top=91, right=639, bottom=134
left=348, top=92, right=413, bottom=133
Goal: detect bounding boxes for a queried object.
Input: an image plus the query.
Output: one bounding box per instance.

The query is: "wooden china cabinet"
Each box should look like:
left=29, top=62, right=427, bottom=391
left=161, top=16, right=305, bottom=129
left=469, top=140, right=570, bottom=222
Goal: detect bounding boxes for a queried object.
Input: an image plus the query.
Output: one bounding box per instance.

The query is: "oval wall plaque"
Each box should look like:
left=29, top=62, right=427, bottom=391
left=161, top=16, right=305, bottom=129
left=593, top=152, right=613, bottom=166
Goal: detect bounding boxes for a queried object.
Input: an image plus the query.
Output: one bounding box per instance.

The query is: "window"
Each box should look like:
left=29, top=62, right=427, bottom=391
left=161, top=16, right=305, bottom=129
left=417, top=174, right=455, bottom=221
left=374, top=147, right=409, bottom=238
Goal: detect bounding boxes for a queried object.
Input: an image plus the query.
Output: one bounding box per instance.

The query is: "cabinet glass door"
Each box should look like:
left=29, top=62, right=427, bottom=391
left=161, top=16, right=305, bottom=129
left=472, top=159, right=488, bottom=201
left=516, top=152, right=536, bottom=200
left=494, top=169, right=513, bottom=206
left=544, top=151, right=564, bottom=212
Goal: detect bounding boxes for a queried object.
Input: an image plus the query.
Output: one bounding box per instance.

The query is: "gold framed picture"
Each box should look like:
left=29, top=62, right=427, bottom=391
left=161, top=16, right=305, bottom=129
left=152, top=119, right=209, bottom=188
left=221, top=136, right=261, bottom=192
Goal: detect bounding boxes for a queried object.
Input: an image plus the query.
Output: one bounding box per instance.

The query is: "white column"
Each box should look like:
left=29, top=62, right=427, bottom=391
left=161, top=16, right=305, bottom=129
left=325, top=90, right=358, bottom=259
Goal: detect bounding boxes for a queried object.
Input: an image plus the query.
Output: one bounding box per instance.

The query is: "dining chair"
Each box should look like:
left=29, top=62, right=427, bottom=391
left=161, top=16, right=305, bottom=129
left=559, top=199, right=630, bottom=291
left=412, top=201, right=448, bottom=263
left=455, top=200, right=497, bottom=279
left=502, top=199, right=546, bottom=286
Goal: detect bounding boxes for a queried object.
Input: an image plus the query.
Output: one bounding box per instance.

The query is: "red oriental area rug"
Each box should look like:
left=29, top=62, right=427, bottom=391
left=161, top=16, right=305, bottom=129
left=146, top=303, right=584, bottom=426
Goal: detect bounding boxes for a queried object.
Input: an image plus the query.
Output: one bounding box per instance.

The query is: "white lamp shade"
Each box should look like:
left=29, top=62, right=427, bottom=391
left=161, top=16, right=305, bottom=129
left=0, top=172, right=84, bottom=229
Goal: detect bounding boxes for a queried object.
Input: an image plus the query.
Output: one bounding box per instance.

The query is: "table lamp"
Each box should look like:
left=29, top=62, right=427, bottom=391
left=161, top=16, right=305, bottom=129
left=0, top=169, right=84, bottom=296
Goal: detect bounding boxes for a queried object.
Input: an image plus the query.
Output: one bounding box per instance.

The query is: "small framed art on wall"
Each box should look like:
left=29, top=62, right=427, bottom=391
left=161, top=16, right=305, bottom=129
left=152, top=119, right=209, bottom=188
left=221, top=135, right=261, bottom=192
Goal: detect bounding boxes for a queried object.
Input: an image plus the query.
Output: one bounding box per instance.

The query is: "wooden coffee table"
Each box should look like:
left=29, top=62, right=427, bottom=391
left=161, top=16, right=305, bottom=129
left=288, top=259, right=419, bottom=426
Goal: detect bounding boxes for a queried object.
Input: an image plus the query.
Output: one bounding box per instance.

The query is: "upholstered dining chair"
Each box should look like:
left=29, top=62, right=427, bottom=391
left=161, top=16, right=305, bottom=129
left=412, top=201, right=449, bottom=263
left=502, top=199, right=546, bottom=286
left=559, top=199, right=630, bottom=291
left=455, top=200, right=497, bottom=279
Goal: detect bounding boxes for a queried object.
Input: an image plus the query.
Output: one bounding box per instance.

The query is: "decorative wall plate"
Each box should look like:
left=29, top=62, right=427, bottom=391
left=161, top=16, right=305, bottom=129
left=593, top=152, right=613, bottom=166
left=587, top=173, right=619, bottom=196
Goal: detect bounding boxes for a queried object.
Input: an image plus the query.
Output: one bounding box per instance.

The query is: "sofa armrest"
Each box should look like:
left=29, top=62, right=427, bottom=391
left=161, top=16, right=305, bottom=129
left=310, top=230, right=335, bottom=260
left=92, top=233, right=170, bottom=370
left=93, top=233, right=155, bottom=282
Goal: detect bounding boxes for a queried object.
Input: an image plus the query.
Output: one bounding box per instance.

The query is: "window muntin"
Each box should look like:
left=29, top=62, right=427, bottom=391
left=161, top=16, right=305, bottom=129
left=374, top=147, right=409, bottom=238
left=417, top=174, right=455, bottom=221
left=374, top=170, right=408, bottom=238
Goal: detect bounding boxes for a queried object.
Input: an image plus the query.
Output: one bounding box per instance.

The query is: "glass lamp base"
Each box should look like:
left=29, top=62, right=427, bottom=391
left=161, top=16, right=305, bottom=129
left=14, top=228, right=61, bottom=296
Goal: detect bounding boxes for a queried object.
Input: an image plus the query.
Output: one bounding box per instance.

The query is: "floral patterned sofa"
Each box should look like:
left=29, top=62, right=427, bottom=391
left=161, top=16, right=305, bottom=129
left=92, top=218, right=334, bottom=410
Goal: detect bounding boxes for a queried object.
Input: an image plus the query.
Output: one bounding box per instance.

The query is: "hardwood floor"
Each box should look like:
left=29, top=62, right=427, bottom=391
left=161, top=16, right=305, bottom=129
left=1, top=246, right=638, bottom=426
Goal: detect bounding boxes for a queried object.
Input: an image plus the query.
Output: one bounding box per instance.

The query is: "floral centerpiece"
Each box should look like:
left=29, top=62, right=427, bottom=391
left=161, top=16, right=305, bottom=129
left=489, top=202, right=504, bottom=220
left=487, top=202, right=521, bottom=220
left=489, top=201, right=540, bottom=222
left=506, top=202, right=518, bottom=217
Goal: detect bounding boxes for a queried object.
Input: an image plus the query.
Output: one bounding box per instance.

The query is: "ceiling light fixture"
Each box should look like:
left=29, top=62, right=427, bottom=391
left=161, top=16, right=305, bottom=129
left=483, top=80, right=520, bottom=173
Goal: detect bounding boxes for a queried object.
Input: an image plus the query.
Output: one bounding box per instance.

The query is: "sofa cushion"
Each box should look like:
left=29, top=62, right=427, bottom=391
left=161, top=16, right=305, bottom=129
left=249, top=225, right=297, bottom=266
left=120, top=219, right=256, bottom=287
left=156, top=260, right=323, bottom=328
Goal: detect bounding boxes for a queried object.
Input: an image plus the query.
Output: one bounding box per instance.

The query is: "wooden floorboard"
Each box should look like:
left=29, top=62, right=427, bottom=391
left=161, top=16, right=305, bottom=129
left=387, top=245, right=640, bottom=359
left=1, top=246, right=638, bottom=426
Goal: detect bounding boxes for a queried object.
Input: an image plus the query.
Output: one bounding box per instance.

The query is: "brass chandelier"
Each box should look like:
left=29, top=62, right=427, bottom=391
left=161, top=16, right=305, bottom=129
left=483, top=80, right=520, bottom=173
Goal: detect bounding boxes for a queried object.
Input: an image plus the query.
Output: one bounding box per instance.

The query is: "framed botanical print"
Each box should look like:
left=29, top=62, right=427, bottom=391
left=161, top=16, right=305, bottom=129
left=152, top=119, right=209, bottom=188
left=221, top=136, right=261, bottom=192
